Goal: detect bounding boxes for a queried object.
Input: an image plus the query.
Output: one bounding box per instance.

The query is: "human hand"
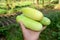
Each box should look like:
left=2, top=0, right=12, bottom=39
left=19, top=22, right=46, bottom=40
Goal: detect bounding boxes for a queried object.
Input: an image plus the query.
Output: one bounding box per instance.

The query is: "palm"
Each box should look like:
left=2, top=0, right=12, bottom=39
left=19, top=22, right=46, bottom=40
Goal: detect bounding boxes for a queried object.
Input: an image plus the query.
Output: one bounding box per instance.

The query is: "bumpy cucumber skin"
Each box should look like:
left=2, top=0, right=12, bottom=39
left=21, top=7, right=44, bottom=21
left=16, top=15, right=43, bottom=31
left=40, top=17, right=51, bottom=26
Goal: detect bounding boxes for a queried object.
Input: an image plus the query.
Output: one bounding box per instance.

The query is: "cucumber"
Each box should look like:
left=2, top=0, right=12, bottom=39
left=21, top=7, right=44, bottom=21
left=40, top=17, right=51, bottom=26
left=16, top=14, right=43, bottom=31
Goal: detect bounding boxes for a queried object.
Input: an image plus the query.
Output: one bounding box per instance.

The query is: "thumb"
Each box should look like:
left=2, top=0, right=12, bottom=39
left=19, top=21, right=26, bottom=30
left=40, top=26, right=46, bottom=33
left=19, top=21, right=28, bottom=33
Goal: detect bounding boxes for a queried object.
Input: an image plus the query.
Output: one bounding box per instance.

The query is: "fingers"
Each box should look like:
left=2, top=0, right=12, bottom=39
left=42, top=26, right=47, bottom=30
left=40, top=26, right=47, bottom=33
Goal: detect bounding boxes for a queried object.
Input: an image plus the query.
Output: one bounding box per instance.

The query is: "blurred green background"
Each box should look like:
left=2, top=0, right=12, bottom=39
left=0, top=0, right=59, bottom=40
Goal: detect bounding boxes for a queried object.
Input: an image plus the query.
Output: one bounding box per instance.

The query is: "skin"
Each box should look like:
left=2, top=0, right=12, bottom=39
left=19, top=21, right=46, bottom=40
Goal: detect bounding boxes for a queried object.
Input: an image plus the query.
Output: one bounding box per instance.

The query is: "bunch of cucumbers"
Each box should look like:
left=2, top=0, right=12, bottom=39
left=16, top=7, right=51, bottom=31
left=0, top=1, right=32, bottom=15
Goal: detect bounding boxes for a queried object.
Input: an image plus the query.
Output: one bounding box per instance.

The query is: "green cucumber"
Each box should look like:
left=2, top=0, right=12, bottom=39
left=16, top=14, right=43, bottom=31
left=40, top=17, right=51, bottom=26
left=21, top=7, right=44, bottom=21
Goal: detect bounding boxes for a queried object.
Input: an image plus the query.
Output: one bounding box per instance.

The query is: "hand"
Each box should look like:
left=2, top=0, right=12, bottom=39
left=19, top=22, right=46, bottom=40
